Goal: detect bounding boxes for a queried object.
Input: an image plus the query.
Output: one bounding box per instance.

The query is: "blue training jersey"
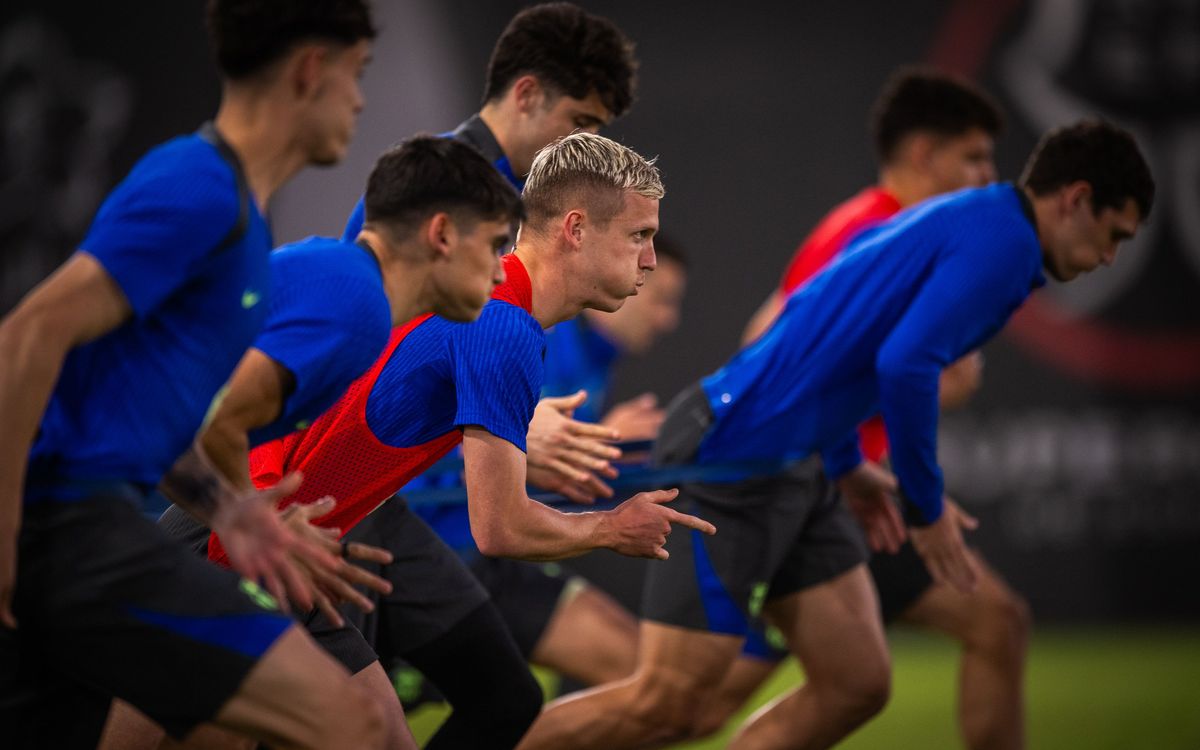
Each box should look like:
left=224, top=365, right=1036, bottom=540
left=365, top=257, right=544, bottom=454
left=247, top=237, right=392, bottom=446
left=28, top=125, right=271, bottom=498
left=697, top=183, right=1046, bottom=524
left=340, top=115, right=524, bottom=242
left=541, top=316, right=622, bottom=423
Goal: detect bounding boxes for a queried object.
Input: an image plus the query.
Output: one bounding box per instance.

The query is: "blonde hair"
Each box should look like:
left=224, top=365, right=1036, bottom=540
left=522, top=132, right=663, bottom=229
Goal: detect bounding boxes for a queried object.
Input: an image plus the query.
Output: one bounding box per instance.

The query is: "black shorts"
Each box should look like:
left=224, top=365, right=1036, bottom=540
left=2, top=491, right=291, bottom=746
left=870, top=540, right=934, bottom=622
left=465, top=555, right=571, bottom=658
left=327, top=497, right=490, bottom=670
left=641, top=384, right=870, bottom=636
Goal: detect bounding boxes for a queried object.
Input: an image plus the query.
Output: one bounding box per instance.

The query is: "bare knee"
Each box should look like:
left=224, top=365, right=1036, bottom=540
left=311, top=683, right=387, bottom=750
left=965, top=588, right=1032, bottom=662
left=812, top=654, right=892, bottom=726
left=627, top=670, right=717, bottom=743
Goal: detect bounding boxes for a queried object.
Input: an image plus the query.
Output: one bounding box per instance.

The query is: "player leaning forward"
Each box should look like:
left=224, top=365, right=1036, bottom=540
left=517, top=120, right=1155, bottom=750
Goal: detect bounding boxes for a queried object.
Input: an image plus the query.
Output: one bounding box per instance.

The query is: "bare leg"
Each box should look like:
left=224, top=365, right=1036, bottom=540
left=212, top=625, right=386, bottom=750
left=531, top=583, right=639, bottom=685
left=900, top=551, right=1029, bottom=750
left=730, top=565, right=891, bottom=750
left=351, top=660, right=419, bottom=750
left=691, top=656, right=781, bottom=739
left=517, top=621, right=743, bottom=750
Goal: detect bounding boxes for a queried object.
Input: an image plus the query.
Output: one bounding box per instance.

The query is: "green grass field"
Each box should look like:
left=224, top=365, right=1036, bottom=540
left=406, top=626, right=1200, bottom=749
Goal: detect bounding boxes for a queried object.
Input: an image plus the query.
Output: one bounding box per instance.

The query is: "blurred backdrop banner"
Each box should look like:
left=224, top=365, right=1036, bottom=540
left=2, top=0, right=1196, bottom=621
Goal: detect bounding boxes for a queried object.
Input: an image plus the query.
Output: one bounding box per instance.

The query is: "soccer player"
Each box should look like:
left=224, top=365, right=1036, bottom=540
left=209, top=133, right=714, bottom=749
left=343, top=2, right=643, bottom=499
left=0, top=2, right=387, bottom=749
left=514, top=120, right=1154, bottom=750
left=406, top=236, right=689, bottom=696
left=698, top=69, right=1034, bottom=750
left=116, top=134, right=524, bottom=750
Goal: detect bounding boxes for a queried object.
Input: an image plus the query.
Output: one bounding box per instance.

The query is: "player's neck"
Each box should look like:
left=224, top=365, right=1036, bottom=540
left=365, top=237, right=435, bottom=326
left=877, top=167, right=932, bottom=208
left=512, top=243, right=575, bottom=329
left=478, top=103, right=529, bottom=178
left=213, top=89, right=311, bottom=211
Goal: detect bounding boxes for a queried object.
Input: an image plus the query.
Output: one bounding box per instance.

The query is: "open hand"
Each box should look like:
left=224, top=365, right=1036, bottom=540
left=836, top=461, right=906, bottom=553
left=526, top=391, right=621, bottom=500
left=910, top=498, right=980, bottom=593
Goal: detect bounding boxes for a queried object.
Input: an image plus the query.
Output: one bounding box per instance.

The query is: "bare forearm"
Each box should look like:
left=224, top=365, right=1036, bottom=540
left=0, top=316, right=74, bottom=530
left=472, top=495, right=611, bottom=561
left=200, top=417, right=255, bottom=491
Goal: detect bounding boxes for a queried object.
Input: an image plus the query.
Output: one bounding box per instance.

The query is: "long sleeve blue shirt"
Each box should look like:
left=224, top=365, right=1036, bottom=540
left=697, top=183, right=1045, bottom=524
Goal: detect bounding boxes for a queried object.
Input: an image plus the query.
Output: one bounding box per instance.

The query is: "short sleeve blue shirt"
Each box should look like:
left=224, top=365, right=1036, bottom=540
left=28, top=128, right=272, bottom=496
left=247, top=237, right=392, bottom=446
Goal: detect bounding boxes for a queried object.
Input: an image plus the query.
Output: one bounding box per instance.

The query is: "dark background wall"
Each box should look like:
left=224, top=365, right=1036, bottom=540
left=2, top=0, right=1197, bottom=622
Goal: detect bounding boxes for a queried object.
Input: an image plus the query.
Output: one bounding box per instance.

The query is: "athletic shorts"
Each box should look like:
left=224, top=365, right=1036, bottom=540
left=2, top=490, right=291, bottom=746
left=325, top=497, right=490, bottom=670
left=641, top=384, right=870, bottom=636
left=870, top=540, right=934, bottom=622
left=464, top=555, right=571, bottom=658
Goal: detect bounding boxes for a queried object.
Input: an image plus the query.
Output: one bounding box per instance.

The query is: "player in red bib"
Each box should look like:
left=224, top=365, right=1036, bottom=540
left=212, top=133, right=714, bottom=749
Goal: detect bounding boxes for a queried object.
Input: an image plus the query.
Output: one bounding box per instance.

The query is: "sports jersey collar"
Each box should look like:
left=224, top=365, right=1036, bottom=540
left=865, top=186, right=902, bottom=213
left=354, top=238, right=384, bottom=280
left=491, top=253, right=534, bottom=312
left=448, top=115, right=524, bottom=191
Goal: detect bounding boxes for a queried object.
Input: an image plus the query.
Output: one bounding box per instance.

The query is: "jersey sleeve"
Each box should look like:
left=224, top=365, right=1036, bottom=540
left=875, top=225, right=1032, bottom=525
left=341, top=195, right=367, bottom=242
left=821, top=430, right=863, bottom=480
left=80, top=143, right=241, bottom=317
left=451, top=303, right=544, bottom=452
left=249, top=263, right=391, bottom=445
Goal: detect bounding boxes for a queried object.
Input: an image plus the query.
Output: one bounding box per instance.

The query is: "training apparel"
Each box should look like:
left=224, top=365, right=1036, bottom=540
left=247, top=237, right=392, bottom=446
left=27, top=128, right=270, bottom=496
left=209, top=254, right=543, bottom=565
left=697, top=184, right=1045, bottom=524
left=778, top=186, right=903, bottom=463
left=340, top=115, right=523, bottom=242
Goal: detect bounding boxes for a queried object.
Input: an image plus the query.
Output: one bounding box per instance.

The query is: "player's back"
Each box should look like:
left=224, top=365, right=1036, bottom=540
left=247, top=236, right=393, bottom=446
left=27, top=127, right=269, bottom=496
left=699, top=183, right=1041, bottom=466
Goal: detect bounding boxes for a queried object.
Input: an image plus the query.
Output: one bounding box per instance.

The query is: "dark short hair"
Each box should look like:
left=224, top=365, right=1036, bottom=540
left=482, top=3, right=638, bottom=118
left=364, top=136, right=525, bottom=236
left=652, top=234, right=687, bottom=271
left=871, top=66, right=1003, bottom=163
left=207, top=0, right=376, bottom=81
left=1020, top=120, right=1154, bottom=219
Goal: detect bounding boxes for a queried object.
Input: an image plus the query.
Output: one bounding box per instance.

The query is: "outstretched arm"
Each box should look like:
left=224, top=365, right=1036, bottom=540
left=0, top=254, right=132, bottom=627
left=462, top=427, right=714, bottom=562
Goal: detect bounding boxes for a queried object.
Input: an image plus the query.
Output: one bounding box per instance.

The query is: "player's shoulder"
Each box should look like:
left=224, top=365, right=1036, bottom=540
left=107, top=132, right=241, bottom=218
left=271, top=236, right=389, bottom=326
left=453, top=298, right=543, bottom=356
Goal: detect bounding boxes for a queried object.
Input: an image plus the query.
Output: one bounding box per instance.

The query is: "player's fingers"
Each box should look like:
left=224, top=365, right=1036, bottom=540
left=318, top=568, right=376, bottom=612
left=261, top=571, right=292, bottom=615
left=643, top=488, right=681, bottom=504
left=294, top=495, right=336, bottom=520
left=546, top=457, right=592, bottom=484
left=653, top=546, right=669, bottom=560
left=565, top=419, right=622, bottom=444
left=661, top=507, right=716, bottom=535
left=277, top=554, right=316, bottom=613
left=313, top=589, right=344, bottom=629
left=344, top=541, right=393, bottom=566
left=268, top=471, right=304, bottom=501
left=957, top=506, right=980, bottom=531
left=557, top=482, right=596, bottom=505
left=579, top=474, right=614, bottom=500
left=336, top=562, right=393, bottom=596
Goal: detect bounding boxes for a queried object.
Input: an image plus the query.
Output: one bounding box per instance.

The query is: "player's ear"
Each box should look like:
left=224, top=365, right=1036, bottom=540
left=562, top=209, right=585, bottom=249
left=511, top=74, right=545, bottom=115
left=1061, top=181, right=1093, bottom=217
left=288, top=44, right=329, bottom=100
left=426, top=212, right=455, bottom=259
